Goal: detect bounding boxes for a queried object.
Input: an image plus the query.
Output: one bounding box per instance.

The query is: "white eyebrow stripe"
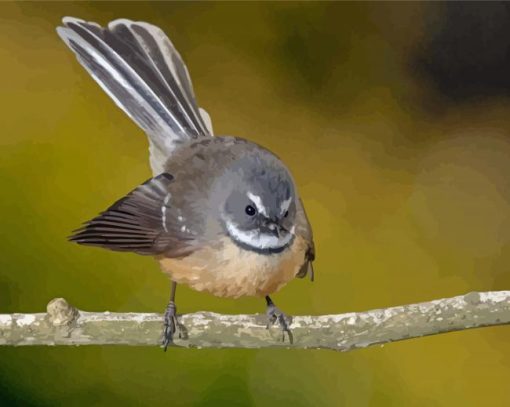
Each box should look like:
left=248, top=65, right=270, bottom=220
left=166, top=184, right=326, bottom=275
left=280, top=197, right=292, bottom=213
left=247, top=192, right=268, bottom=216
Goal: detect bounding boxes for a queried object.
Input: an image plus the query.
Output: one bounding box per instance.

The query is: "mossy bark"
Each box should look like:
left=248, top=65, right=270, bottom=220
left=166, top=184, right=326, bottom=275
left=1, top=292, right=509, bottom=350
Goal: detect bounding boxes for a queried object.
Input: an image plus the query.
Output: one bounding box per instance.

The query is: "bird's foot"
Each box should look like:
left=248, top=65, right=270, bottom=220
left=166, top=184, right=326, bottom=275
left=162, top=301, right=181, bottom=351
left=266, top=303, right=293, bottom=344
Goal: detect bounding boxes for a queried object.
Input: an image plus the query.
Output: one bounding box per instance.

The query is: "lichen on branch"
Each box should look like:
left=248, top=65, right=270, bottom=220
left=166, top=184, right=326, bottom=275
left=1, top=291, right=509, bottom=350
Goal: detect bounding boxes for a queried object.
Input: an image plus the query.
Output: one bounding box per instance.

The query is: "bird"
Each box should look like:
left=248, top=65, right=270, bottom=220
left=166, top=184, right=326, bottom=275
left=56, top=17, right=315, bottom=350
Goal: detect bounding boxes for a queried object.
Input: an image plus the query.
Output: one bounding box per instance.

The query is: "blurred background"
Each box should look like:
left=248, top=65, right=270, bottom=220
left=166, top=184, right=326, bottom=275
left=1, top=2, right=510, bottom=405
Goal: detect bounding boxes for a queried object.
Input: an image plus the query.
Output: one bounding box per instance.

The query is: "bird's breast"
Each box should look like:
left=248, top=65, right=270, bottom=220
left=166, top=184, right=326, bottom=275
left=157, top=235, right=308, bottom=298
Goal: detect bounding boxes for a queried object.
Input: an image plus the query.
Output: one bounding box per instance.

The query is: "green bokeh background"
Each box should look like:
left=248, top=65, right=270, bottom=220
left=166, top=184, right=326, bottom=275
left=1, top=2, right=510, bottom=405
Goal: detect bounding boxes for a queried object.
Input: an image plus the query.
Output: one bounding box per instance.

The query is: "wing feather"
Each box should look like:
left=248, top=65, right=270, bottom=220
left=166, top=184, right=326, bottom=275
left=69, top=173, right=196, bottom=255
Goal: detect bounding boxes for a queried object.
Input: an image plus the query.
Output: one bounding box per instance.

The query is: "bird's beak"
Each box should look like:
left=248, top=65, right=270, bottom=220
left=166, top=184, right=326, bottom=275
left=266, top=221, right=281, bottom=237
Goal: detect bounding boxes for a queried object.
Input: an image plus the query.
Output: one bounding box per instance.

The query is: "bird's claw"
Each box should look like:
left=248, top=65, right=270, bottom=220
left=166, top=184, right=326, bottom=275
left=266, top=304, right=293, bottom=344
left=162, top=301, right=181, bottom=351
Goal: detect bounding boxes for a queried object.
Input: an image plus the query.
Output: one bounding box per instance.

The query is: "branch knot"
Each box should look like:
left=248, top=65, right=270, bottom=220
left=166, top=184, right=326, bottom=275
left=46, top=298, right=79, bottom=326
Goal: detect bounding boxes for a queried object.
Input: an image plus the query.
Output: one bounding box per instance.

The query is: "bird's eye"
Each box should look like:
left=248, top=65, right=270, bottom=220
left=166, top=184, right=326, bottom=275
left=245, top=205, right=256, bottom=216
left=284, top=210, right=289, bottom=218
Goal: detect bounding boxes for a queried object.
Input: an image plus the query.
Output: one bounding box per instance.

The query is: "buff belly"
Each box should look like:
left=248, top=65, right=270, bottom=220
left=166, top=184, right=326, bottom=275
left=157, top=235, right=308, bottom=298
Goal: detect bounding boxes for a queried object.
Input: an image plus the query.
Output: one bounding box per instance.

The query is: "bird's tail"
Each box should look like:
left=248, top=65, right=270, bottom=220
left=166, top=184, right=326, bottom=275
left=57, top=17, right=213, bottom=174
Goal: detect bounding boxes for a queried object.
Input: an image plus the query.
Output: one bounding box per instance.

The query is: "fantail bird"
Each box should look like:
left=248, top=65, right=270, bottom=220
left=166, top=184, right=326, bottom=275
left=57, top=17, right=315, bottom=349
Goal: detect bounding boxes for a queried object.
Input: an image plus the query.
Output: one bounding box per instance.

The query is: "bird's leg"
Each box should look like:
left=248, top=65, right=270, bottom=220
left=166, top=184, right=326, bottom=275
left=162, top=281, right=180, bottom=351
left=265, top=295, right=293, bottom=344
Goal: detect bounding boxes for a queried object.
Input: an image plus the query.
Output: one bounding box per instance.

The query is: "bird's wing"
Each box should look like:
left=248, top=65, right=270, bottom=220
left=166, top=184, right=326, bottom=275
left=296, top=245, right=315, bottom=281
left=295, top=198, right=315, bottom=281
left=69, top=173, right=198, bottom=257
left=57, top=17, right=214, bottom=175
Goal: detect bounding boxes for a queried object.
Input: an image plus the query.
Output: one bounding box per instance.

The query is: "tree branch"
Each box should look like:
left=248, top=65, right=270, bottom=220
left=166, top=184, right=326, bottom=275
left=0, top=291, right=509, bottom=350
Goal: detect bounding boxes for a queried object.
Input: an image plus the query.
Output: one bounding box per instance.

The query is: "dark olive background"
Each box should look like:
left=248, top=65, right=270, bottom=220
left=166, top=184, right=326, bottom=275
left=1, top=2, right=510, bottom=406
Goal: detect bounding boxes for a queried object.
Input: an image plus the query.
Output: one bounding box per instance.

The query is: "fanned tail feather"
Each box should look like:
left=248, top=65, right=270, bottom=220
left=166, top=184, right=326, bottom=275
left=57, top=17, right=213, bottom=174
